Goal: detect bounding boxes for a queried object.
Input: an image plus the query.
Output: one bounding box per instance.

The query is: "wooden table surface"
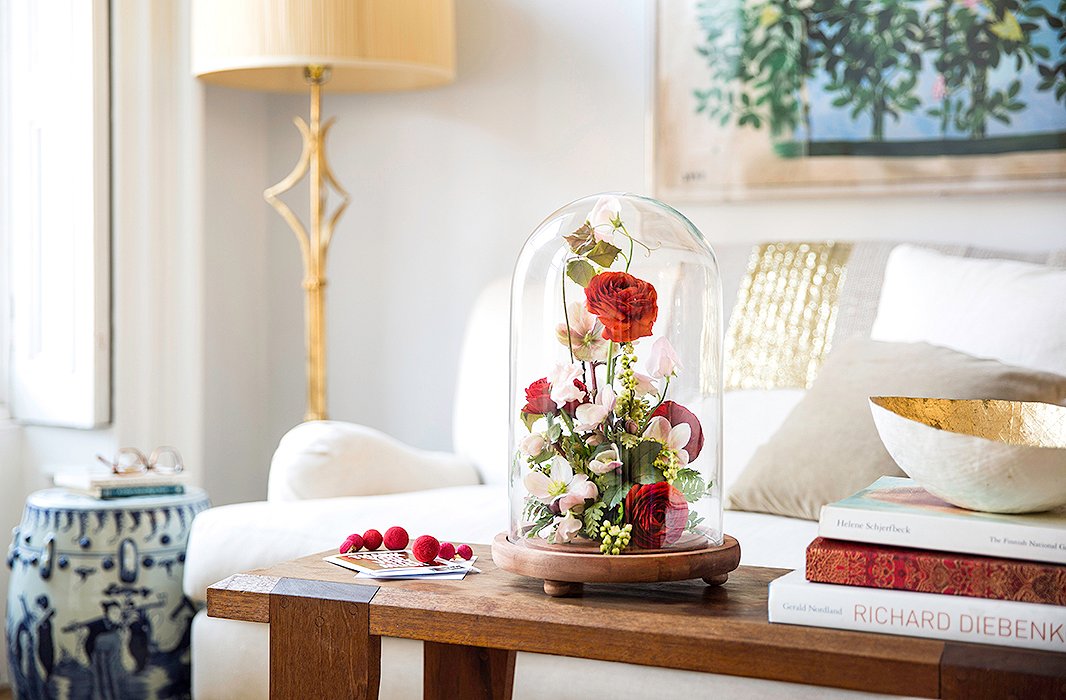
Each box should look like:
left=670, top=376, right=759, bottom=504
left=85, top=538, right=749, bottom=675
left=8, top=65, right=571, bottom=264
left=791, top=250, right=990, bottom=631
left=207, top=545, right=1066, bottom=700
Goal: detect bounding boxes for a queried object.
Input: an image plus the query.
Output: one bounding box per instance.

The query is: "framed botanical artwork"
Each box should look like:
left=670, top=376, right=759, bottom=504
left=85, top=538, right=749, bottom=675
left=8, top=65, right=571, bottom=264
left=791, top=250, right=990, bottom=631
left=653, top=0, right=1066, bottom=200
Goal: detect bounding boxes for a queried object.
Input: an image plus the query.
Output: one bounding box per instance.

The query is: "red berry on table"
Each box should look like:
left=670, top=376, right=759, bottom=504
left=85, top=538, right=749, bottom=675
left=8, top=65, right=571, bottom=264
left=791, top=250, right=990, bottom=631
left=339, top=533, right=364, bottom=554
left=383, top=526, right=409, bottom=551
left=456, top=544, right=473, bottom=560
left=438, top=542, right=456, bottom=561
left=363, top=529, right=383, bottom=551
left=412, top=535, right=440, bottom=563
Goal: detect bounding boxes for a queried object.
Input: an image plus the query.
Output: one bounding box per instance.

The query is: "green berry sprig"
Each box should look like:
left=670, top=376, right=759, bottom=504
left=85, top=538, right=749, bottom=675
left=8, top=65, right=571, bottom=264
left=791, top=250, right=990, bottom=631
left=598, top=521, right=633, bottom=555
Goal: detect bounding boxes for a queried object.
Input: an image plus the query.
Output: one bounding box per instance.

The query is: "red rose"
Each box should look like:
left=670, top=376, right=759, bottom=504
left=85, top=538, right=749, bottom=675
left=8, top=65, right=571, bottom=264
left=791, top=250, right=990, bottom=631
left=522, top=378, right=557, bottom=414
left=584, top=272, right=658, bottom=343
left=651, top=401, right=704, bottom=461
left=624, top=482, right=688, bottom=549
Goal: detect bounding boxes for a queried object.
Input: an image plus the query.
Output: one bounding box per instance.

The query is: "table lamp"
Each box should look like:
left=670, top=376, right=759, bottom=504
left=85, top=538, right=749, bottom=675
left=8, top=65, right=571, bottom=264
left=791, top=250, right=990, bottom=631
left=192, top=0, right=456, bottom=421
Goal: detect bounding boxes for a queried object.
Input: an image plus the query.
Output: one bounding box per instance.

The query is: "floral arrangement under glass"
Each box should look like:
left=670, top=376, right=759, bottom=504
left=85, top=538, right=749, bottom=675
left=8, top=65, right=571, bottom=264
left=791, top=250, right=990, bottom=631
left=515, top=195, right=715, bottom=555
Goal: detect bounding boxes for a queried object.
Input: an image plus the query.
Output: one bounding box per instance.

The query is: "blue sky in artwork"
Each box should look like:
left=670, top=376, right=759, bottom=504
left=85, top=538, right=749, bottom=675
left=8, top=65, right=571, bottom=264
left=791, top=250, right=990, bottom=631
left=806, top=0, right=1066, bottom=143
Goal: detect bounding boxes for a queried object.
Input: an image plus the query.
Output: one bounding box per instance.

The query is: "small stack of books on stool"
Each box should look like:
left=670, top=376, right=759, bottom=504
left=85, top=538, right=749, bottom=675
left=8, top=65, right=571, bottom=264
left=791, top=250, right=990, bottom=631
left=54, top=470, right=187, bottom=499
left=769, top=476, right=1066, bottom=653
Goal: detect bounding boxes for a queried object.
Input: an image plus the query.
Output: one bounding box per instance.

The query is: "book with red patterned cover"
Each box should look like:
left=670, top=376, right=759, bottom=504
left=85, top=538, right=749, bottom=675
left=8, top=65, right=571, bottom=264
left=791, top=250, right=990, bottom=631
left=806, top=537, right=1066, bottom=606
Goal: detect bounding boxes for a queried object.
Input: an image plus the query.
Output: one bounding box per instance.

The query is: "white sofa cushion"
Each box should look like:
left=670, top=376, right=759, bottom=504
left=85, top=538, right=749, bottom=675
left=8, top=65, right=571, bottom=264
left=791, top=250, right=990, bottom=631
left=871, top=245, right=1066, bottom=376
left=267, top=421, right=480, bottom=501
left=184, top=484, right=507, bottom=603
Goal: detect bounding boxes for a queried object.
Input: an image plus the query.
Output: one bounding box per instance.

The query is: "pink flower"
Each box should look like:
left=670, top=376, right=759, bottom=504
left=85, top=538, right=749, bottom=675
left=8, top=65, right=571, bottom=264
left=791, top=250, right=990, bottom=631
left=932, top=74, right=947, bottom=100
left=588, top=444, right=623, bottom=475
left=643, top=416, right=692, bottom=465
left=632, top=372, right=658, bottom=396
left=556, top=303, right=609, bottom=362
left=519, top=433, right=547, bottom=456
left=588, top=195, right=622, bottom=241
left=548, top=362, right=585, bottom=406
left=647, top=337, right=681, bottom=380
left=524, top=457, right=598, bottom=512
left=573, top=386, right=616, bottom=432
left=545, top=512, right=583, bottom=544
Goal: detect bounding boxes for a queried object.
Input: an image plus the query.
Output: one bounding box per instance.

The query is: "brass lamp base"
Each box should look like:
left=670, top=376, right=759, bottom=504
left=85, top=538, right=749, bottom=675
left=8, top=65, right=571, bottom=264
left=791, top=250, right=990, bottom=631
left=264, top=65, right=350, bottom=422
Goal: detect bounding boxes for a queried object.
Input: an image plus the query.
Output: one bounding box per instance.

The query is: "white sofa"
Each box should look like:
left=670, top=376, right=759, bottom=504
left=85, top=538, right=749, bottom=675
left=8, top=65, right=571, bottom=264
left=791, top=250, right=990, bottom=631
left=184, top=241, right=1063, bottom=698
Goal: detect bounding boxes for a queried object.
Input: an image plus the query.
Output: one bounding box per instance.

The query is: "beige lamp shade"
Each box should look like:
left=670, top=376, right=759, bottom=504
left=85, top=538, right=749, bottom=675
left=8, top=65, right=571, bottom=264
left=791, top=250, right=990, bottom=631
left=192, top=0, right=456, bottom=93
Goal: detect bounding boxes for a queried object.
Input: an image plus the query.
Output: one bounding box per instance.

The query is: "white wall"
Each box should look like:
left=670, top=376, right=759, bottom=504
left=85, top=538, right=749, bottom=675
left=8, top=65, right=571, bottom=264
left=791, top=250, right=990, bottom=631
left=201, top=85, right=275, bottom=505
left=257, top=0, right=1066, bottom=455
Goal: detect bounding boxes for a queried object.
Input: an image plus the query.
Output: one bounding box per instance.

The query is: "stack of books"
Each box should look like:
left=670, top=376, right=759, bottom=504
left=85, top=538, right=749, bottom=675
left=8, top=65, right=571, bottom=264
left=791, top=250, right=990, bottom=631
left=53, top=470, right=188, bottom=499
left=769, top=476, right=1066, bottom=653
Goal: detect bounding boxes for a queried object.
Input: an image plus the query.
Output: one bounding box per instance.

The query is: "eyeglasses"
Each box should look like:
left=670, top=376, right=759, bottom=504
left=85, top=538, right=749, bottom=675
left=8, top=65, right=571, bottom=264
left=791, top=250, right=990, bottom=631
left=95, top=446, right=184, bottom=475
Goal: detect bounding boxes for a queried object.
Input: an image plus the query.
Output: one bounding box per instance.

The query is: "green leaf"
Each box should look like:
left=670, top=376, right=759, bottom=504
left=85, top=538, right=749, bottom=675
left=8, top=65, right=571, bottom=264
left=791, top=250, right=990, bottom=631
left=546, top=422, right=563, bottom=443
left=620, top=440, right=663, bottom=484
left=582, top=502, right=606, bottom=538
left=603, top=482, right=627, bottom=509
left=585, top=241, right=622, bottom=268
left=563, top=223, right=596, bottom=255
left=520, top=412, right=541, bottom=432
left=674, top=468, right=708, bottom=503
left=566, top=259, right=596, bottom=288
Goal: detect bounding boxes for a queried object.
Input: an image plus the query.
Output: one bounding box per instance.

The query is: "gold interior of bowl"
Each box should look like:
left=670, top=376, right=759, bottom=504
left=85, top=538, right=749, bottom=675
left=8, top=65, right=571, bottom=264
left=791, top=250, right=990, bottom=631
left=870, top=397, right=1066, bottom=449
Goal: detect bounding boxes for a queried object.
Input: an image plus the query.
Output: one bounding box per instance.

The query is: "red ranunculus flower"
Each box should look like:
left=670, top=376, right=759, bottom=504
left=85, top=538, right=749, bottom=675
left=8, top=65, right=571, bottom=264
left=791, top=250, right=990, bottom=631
left=650, top=401, right=704, bottom=461
left=624, top=482, right=688, bottom=549
left=584, top=271, right=658, bottom=343
left=522, top=377, right=557, bottom=414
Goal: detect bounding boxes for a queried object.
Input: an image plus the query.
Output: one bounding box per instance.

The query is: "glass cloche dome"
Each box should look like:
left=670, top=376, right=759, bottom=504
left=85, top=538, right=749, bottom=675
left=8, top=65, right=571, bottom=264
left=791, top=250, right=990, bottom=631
left=508, top=193, right=723, bottom=556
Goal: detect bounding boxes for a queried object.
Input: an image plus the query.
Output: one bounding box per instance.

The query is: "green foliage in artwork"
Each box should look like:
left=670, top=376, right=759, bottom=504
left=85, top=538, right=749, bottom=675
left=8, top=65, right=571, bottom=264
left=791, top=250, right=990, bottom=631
left=692, top=0, right=1065, bottom=143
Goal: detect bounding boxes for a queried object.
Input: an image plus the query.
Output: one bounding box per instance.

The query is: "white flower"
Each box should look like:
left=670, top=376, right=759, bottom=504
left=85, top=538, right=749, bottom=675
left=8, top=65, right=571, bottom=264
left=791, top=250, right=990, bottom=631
left=547, top=512, right=583, bottom=544
left=643, top=416, right=691, bottom=465
left=647, top=337, right=681, bottom=380
left=588, top=195, right=622, bottom=241
left=519, top=433, right=547, bottom=456
left=573, top=385, right=616, bottom=432
left=555, top=303, right=609, bottom=362
left=588, top=444, right=622, bottom=475
left=547, top=362, right=584, bottom=405
left=524, top=456, right=598, bottom=511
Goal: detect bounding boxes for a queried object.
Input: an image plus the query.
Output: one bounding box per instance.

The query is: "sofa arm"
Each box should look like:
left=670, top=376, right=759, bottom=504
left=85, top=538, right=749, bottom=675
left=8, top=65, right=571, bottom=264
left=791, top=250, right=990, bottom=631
left=267, top=421, right=481, bottom=502
left=183, top=485, right=506, bottom=603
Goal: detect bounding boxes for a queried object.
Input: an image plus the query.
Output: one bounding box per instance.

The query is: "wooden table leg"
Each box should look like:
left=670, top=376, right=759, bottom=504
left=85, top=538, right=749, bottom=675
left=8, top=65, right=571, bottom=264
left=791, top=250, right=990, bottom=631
left=423, top=641, right=516, bottom=700
left=269, top=578, right=381, bottom=699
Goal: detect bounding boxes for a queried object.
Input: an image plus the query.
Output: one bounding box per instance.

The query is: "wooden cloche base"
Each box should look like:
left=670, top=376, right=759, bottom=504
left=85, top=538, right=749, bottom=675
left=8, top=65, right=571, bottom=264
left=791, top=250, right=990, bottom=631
left=491, top=532, right=741, bottom=597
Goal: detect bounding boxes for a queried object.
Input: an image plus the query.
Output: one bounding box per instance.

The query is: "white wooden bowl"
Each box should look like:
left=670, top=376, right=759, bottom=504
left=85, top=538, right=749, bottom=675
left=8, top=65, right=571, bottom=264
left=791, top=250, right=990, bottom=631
left=869, top=397, right=1066, bottom=513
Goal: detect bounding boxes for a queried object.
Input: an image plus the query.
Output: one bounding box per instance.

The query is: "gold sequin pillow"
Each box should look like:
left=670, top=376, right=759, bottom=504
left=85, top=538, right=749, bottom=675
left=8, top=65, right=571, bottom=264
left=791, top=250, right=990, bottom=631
left=725, top=339, right=1066, bottom=521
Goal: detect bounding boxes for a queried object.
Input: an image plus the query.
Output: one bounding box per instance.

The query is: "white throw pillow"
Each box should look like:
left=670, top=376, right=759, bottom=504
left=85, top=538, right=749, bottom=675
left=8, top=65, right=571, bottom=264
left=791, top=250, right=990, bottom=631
left=871, top=245, right=1066, bottom=377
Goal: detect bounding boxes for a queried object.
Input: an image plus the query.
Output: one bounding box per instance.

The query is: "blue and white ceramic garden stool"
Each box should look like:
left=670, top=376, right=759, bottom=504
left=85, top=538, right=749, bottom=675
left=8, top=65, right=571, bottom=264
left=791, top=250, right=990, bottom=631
left=6, top=488, right=210, bottom=699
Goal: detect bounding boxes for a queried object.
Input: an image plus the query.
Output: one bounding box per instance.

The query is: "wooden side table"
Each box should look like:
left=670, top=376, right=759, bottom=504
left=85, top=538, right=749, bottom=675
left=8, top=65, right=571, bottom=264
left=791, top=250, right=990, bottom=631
left=207, top=546, right=1066, bottom=699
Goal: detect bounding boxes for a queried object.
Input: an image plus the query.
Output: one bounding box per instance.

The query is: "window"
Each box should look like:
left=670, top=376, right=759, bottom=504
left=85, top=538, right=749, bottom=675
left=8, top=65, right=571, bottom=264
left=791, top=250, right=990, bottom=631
left=1, top=0, right=110, bottom=427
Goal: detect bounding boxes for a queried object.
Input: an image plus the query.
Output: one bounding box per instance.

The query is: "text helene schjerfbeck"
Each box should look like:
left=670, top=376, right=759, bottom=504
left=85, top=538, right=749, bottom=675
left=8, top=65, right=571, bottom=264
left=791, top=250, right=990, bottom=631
left=835, top=519, right=1066, bottom=552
